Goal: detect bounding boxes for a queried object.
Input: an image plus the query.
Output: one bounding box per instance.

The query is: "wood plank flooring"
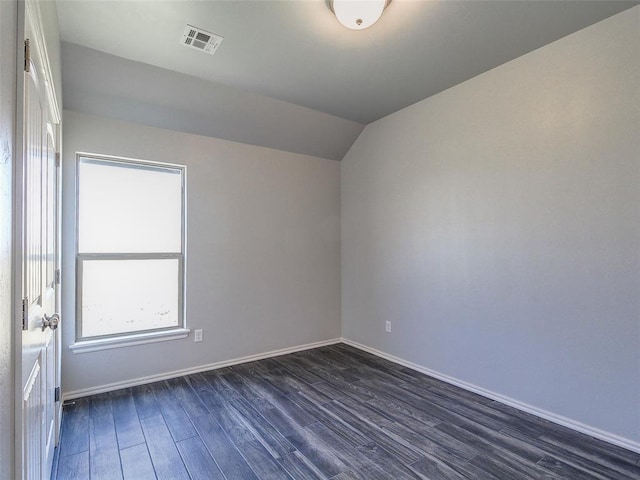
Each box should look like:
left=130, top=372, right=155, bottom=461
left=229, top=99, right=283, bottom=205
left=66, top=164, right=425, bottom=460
left=51, top=343, right=640, bottom=479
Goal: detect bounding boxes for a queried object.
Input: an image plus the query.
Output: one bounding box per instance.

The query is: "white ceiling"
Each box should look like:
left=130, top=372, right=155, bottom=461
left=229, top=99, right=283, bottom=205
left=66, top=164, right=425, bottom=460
left=56, top=0, right=638, bottom=159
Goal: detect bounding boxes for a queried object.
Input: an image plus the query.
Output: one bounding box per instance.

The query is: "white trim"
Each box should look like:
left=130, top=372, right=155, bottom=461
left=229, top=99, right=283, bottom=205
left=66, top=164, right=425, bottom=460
left=69, top=328, right=191, bottom=354
left=341, top=338, right=640, bottom=455
left=63, top=338, right=341, bottom=399
left=63, top=336, right=640, bottom=455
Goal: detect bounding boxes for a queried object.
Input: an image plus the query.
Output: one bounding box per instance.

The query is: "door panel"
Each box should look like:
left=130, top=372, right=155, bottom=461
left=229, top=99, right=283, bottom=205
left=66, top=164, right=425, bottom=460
left=21, top=15, right=60, bottom=478
left=22, top=49, right=46, bottom=480
left=43, top=123, right=57, bottom=477
left=25, top=60, right=43, bottom=323
left=23, top=361, right=42, bottom=480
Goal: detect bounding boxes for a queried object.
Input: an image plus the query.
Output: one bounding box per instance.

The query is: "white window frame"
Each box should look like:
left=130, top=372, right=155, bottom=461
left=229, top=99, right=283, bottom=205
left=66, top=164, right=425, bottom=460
left=71, top=153, right=188, bottom=353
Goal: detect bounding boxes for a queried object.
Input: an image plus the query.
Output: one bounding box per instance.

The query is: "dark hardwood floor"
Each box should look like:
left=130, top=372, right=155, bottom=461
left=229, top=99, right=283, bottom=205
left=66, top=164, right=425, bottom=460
left=51, top=343, right=640, bottom=479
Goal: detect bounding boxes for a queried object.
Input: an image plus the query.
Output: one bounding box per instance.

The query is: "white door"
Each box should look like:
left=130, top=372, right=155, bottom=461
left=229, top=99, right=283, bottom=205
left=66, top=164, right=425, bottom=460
left=19, top=7, right=61, bottom=478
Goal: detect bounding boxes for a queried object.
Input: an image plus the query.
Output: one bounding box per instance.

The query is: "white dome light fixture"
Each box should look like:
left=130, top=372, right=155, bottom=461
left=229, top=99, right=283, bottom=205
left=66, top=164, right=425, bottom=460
left=329, top=0, right=391, bottom=30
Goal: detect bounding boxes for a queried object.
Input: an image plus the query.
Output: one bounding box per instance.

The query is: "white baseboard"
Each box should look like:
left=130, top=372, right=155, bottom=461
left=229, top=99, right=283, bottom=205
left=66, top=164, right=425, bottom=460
left=63, top=335, right=640, bottom=455
left=341, top=338, right=640, bottom=455
left=63, top=338, right=341, bottom=400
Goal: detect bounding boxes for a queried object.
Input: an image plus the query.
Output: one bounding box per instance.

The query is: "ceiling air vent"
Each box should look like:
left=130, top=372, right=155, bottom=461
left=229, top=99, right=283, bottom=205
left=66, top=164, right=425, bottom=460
left=181, top=25, right=223, bottom=55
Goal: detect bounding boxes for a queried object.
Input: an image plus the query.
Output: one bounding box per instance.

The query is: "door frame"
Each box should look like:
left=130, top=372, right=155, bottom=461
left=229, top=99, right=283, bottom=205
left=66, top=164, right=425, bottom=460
left=13, top=0, right=62, bottom=477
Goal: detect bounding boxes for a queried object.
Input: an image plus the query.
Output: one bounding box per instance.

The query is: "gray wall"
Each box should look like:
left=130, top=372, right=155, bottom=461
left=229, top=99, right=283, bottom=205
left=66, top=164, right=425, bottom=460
left=0, top=2, right=17, bottom=476
left=342, top=6, right=639, bottom=446
left=62, top=111, right=341, bottom=394
left=61, top=43, right=363, bottom=162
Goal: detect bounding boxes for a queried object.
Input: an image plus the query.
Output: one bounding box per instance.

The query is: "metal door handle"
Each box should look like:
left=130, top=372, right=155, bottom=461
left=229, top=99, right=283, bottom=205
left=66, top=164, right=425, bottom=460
left=42, top=313, right=60, bottom=331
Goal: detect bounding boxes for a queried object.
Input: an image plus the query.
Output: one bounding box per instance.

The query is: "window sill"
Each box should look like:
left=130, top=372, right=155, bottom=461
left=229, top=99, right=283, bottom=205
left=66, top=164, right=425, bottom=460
left=69, top=328, right=191, bottom=354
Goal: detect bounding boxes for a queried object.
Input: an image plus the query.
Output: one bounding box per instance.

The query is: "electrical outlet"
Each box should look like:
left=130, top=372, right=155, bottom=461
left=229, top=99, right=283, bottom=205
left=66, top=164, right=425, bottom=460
left=385, top=321, right=391, bottom=333
left=194, top=329, right=203, bottom=342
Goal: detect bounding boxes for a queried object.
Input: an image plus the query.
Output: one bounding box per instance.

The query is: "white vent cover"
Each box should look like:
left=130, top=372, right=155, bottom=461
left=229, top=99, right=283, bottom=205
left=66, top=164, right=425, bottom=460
left=181, top=25, right=223, bottom=55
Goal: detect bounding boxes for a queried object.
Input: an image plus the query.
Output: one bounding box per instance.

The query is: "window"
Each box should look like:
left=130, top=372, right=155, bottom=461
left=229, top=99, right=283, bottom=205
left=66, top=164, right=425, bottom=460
left=75, top=154, right=186, bottom=347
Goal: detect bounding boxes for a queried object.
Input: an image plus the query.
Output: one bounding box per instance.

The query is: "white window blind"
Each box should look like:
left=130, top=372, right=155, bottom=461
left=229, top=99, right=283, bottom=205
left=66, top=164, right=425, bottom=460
left=76, top=155, right=185, bottom=340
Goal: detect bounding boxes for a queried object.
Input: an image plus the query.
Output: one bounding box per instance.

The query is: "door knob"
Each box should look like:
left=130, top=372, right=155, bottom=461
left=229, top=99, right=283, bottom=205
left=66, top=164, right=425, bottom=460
left=42, top=313, right=60, bottom=331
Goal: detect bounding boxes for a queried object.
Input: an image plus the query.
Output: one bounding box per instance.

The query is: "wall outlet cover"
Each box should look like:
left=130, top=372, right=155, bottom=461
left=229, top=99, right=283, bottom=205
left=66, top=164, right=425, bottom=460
left=194, top=329, right=203, bottom=342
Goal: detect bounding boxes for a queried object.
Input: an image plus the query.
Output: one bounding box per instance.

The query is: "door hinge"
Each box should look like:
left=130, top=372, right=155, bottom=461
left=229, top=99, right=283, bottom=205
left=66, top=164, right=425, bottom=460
left=24, top=39, right=30, bottom=73
left=22, top=296, right=28, bottom=330
left=55, top=152, right=60, bottom=168
left=54, top=387, right=60, bottom=403
left=55, top=268, right=61, bottom=285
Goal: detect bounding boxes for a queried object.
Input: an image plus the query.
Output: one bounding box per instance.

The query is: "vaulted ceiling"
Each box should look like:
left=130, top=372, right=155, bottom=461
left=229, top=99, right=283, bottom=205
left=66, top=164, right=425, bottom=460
left=57, top=0, right=638, bottom=160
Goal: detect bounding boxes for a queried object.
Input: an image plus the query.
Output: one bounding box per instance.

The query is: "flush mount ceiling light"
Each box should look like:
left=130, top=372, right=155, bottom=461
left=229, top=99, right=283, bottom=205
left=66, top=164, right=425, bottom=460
left=329, top=0, right=391, bottom=30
